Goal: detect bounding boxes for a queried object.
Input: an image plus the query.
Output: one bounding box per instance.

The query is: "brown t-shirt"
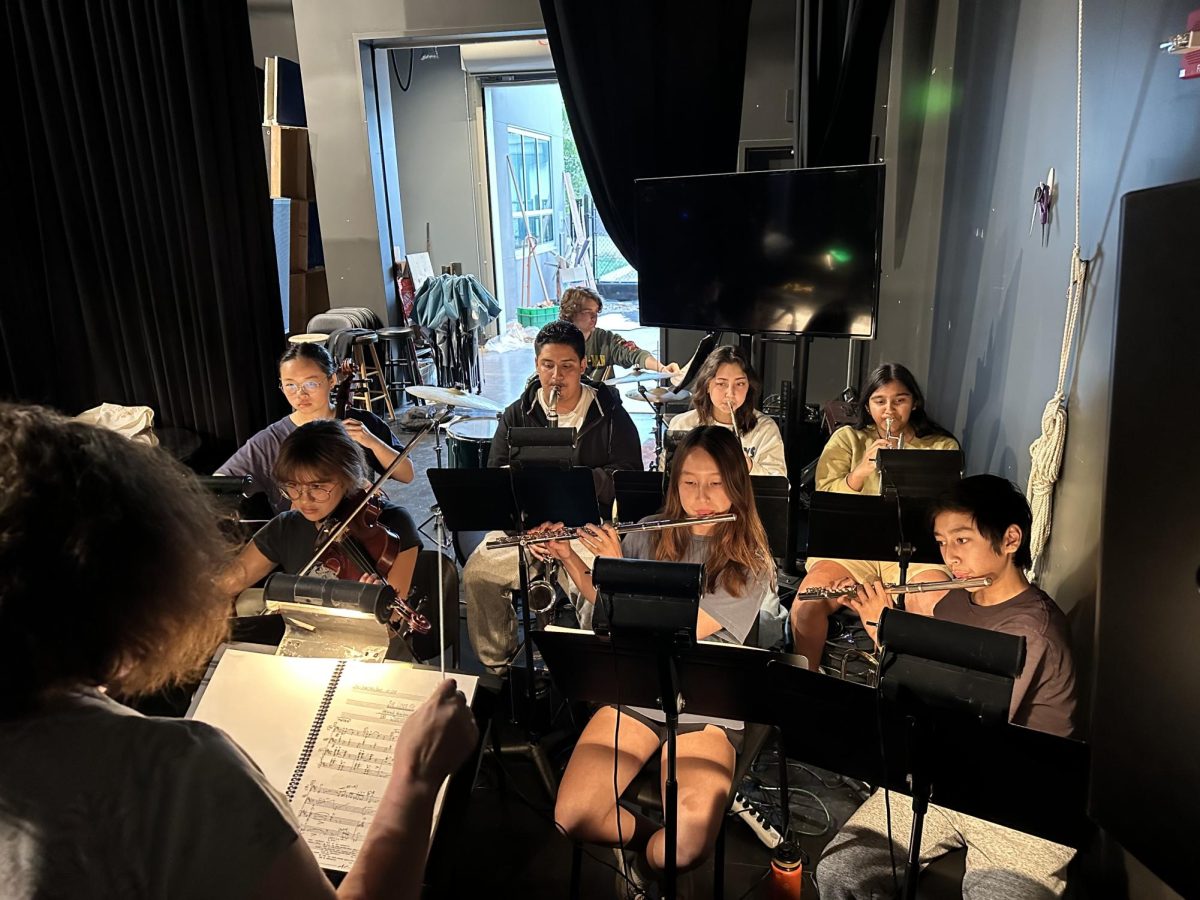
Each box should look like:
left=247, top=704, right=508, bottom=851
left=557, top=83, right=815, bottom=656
left=934, top=586, right=1078, bottom=738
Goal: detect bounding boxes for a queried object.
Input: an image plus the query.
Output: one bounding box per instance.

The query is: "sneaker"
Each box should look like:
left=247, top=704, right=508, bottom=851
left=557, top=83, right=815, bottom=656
left=612, top=847, right=653, bottom=899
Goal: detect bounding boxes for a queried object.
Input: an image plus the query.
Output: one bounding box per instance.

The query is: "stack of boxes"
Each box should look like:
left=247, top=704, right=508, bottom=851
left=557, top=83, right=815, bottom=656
left=263, top=57, right=328, bottom=332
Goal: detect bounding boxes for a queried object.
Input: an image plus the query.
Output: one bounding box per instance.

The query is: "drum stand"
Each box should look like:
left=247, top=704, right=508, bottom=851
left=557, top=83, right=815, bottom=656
left=637, top=383, right=670, bottom=472
left=418, top=410, right=455, bottom=550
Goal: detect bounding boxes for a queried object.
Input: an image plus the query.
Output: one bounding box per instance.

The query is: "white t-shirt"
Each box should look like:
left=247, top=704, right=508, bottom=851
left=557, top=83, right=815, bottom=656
left=0, top=689, right=299, bottom=899
left=667, top=409, right=788, bottom=478
left=538, top=384, right=596, bottom=431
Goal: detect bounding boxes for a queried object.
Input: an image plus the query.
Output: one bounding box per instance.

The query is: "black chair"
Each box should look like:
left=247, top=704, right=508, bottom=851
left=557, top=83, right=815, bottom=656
left=377, top=325, right=429, bottom=408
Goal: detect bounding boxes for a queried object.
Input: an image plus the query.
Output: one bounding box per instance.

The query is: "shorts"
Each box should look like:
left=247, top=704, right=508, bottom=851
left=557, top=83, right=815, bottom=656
left=614, top=705, right=743, bottom=754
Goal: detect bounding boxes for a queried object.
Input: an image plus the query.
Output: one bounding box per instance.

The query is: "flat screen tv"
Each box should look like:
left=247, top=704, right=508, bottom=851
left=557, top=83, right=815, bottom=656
left=635, top=164, right=884, bottom=337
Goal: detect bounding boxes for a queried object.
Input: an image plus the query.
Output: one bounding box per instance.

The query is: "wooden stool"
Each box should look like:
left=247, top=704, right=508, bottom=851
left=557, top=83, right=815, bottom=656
left=377, top=325, right=427, bottom=408
left=348, top=332, right=396, bottom=421
left=287, top=332, right=330, bottom=345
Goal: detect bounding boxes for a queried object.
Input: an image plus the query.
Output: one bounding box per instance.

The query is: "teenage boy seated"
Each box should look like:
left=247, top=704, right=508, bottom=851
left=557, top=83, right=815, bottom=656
left=817, top=474, right=1078, bottom=899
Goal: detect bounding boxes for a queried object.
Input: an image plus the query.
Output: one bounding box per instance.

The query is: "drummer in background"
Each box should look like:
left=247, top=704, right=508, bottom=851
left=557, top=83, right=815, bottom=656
left=216, top=342, right=414, bottom=514
left=560, top=286, right=681, bottom=382
left=462, top=320, right=643, bottom=675
left=666, top=346, right=786, bottom=478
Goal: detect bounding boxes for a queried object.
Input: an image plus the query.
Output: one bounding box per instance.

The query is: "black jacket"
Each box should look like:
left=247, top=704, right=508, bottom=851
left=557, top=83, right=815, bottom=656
left=487, top=377, right=643, bottom=507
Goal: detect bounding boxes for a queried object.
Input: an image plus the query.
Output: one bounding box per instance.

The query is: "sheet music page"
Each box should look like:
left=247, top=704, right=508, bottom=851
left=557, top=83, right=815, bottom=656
left=189, top=648, right=339, bottom=791
left=292, top=664, right=478, bottom=872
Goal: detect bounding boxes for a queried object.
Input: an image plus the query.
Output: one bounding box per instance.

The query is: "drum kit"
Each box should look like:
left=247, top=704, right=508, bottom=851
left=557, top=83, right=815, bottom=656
left=602, top=369, right=691, bottom=472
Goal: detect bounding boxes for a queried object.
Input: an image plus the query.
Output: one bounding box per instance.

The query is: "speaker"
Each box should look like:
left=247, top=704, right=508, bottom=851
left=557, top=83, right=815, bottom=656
left=1089, top=178, right=1200, bottom=899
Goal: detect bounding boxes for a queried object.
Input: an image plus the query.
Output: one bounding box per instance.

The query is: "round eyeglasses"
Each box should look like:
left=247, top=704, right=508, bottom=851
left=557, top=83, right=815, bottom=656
left=280, top=380, right=324, bottom=395
left=280, top=482, right=333, bottom=502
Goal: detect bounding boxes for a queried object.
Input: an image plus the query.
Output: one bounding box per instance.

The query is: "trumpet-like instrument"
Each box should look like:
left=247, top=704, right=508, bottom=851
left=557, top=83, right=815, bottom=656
left=485, top=512, right=738, bottom=550
left=527, top=557, right=560, bottom=615
left=795, top=575, right=991, bottom=600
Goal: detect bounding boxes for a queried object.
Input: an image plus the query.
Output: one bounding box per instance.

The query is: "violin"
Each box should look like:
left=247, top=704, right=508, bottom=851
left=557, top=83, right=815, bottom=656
left=333, top=358, right=356, bottom=420
left=298, top=423, right=434, bottom=641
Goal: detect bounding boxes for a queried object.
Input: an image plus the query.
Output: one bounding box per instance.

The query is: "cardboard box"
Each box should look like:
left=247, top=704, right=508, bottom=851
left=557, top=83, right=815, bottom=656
left=304, top=267, right=330, bottom=317
left=267, top=124, right=312, bottom=200
left=287, top=272, right=306, bottom=334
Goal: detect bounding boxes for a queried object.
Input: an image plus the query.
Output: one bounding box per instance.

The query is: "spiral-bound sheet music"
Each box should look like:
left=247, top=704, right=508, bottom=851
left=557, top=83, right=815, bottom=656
left=188, top=646, right=477, bottom=871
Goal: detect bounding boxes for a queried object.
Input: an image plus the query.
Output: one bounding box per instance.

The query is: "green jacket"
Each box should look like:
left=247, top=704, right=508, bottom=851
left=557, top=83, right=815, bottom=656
left=583, top=327, right=652, bottom=381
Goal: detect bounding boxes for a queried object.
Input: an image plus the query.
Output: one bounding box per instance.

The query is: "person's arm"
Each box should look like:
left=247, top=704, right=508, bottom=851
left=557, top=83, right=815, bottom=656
left=343, top=418, right=414, bottom=484
left=533, top=522, right=623, bottom=607
left=217, top=541, right=278, bottom=602
left=591, top=403, right=643, bottom=506
left=815, top=427, right=884, bottom=493
left=488, top=409, right=514, bottom=467
left=697, top=609, right=723, bottom=639
left=748, top=416, right=788, bottom=477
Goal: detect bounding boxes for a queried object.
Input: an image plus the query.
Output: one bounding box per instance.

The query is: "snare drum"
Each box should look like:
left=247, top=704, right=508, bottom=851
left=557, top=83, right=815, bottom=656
left=446, top=418, right=498, bottom=469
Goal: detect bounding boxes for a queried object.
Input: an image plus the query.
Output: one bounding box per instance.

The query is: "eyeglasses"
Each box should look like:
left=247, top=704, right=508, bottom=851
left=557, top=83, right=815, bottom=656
left=280, top=380, right=324, bottom=395
left=280, top=482, right=334, bottom=502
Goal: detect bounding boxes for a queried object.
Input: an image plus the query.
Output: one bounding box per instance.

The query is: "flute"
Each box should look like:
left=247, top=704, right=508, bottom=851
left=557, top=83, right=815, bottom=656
left=794, top=575, right=991, bottom=600
left=484, top=512, right=737, bottom=549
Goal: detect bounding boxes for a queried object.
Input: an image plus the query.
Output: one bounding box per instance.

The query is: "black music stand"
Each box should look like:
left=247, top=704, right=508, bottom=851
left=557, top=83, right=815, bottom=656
left=427, top=466, right=599, bottom=793
left=533, top=622, right=808, bottom=900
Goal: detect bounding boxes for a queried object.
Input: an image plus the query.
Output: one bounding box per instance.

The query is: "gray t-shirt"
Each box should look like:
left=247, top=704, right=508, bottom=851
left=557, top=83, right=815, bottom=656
left=216, top=410, right=401, bottom=514
left=0, top=689, right=298, bottom=899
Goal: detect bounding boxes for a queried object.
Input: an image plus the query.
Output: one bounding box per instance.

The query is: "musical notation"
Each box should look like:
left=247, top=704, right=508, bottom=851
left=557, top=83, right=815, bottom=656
left=292, top=681, right=430, bottom=869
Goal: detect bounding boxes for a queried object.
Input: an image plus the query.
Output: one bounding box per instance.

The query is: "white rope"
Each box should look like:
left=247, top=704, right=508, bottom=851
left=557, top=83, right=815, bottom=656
left=1026, top=0, right=1089, bottom=576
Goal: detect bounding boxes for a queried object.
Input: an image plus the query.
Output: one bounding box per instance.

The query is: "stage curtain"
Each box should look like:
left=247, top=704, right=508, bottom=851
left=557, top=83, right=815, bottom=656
left=539, top=0, right=752, bottom=270
left=800, top=0, right=895, bottom=166
left=0, top=0, right=286, bottom=461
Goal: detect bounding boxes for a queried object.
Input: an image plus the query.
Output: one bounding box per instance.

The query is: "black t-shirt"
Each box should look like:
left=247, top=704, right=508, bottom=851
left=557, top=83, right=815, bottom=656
left=252, top=502, right=422, bottom=576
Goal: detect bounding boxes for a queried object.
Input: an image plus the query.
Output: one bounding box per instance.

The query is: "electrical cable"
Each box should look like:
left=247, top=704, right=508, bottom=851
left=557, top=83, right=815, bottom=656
left=388, top=47, right=414, bottom=92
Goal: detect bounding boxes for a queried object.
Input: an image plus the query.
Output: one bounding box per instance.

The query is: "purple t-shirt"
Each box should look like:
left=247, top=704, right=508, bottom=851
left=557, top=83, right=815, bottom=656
left=215, top=410, right=400, bottom=513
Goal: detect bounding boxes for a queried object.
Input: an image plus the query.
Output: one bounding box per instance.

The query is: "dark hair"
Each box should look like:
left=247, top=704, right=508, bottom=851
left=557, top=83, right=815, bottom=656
left=534, top=320, right=586, bottom=362
left=655, top=426, right=772, bottom=595
left=690, top=346, right=761, bottom=434
left=856, top=363, right=953, bottom=439
left=279, top=341, right=336, bottom=376
left=274, top=420, right=367, bottom=489
left=931, top=474, right=1033, bottom=570
left=559, top=286, right=603, bottom=321
left=0, top=404, right=232, bottom=717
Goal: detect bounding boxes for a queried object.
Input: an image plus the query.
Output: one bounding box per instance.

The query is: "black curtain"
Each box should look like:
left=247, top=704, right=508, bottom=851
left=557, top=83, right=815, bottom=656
left=0, top=0, right=286, bottom=461
left=539, top=0, right=753, bottom=271
left=798, top=0, right=894, bottom=167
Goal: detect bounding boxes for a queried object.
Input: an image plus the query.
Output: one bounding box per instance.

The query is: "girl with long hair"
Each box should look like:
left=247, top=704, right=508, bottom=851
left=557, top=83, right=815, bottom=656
left=790, top=362, right=960, bottom=669
left=216, top=341, right=413, bottom=513
left=534, top=427, right=779, bottom=886
left=667, top=345, right=786, bottom=477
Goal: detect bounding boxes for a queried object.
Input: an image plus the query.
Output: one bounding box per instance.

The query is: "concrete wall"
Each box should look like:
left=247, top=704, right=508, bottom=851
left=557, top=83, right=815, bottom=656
left=247, top=0, right=299, bottom=66
left=288, top=0, right=543, bottom=322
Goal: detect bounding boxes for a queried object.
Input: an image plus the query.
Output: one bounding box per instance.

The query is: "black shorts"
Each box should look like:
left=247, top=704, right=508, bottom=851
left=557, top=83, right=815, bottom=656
left=614, top=705, right=744, bottom=754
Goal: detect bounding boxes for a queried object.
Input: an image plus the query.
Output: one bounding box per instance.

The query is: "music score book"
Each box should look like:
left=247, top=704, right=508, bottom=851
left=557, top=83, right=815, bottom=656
left=188, top=646, right=478, bottom=872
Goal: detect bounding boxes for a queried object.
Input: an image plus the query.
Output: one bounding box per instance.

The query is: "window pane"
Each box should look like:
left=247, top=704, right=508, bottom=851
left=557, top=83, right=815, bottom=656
left=523, top=135, right=539, bottom=209
left=513, top=213, right=526, bottom=245
left=537, top=139, right=552, bottom=211
left=507, top=131, right=524, bottom=211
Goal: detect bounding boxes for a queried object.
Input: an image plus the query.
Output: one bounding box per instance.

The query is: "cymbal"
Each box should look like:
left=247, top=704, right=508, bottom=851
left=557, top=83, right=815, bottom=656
left=406, top=385, right=505, bottom=413
left=625, top=387, right=691, bottom=405
left=603, top=368, right=677, bottom=386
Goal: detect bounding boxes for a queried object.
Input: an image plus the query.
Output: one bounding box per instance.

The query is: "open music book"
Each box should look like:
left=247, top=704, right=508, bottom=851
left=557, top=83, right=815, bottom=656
left=188, top=646, right=477, bottom=872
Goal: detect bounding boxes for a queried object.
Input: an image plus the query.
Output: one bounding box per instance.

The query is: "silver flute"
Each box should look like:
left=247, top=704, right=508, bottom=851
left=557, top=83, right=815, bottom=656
left=794, top=575, right=991, bottom=600
left=485, top=512, right=738, bottom=549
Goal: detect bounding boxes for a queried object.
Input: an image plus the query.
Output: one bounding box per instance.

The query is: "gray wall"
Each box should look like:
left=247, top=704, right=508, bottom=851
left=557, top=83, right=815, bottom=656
left=289, top=0, right=543, bottom=322
left=247, top=0, right=299, bottom=67
left=389, top=47, right=482, bottom=278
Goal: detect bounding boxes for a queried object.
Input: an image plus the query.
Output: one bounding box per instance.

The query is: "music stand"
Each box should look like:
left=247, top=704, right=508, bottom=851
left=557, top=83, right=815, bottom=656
left=533, top=619, right=808, bottom=900
left=427, top=465, right=599, bottom=792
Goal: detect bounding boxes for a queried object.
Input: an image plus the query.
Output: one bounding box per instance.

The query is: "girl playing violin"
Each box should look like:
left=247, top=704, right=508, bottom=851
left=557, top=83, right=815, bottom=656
left=219, top=420, right=421, bottom=602
left=216, top=342, right=413, bottom=513
left=536, top=427, right=779, bottom=885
